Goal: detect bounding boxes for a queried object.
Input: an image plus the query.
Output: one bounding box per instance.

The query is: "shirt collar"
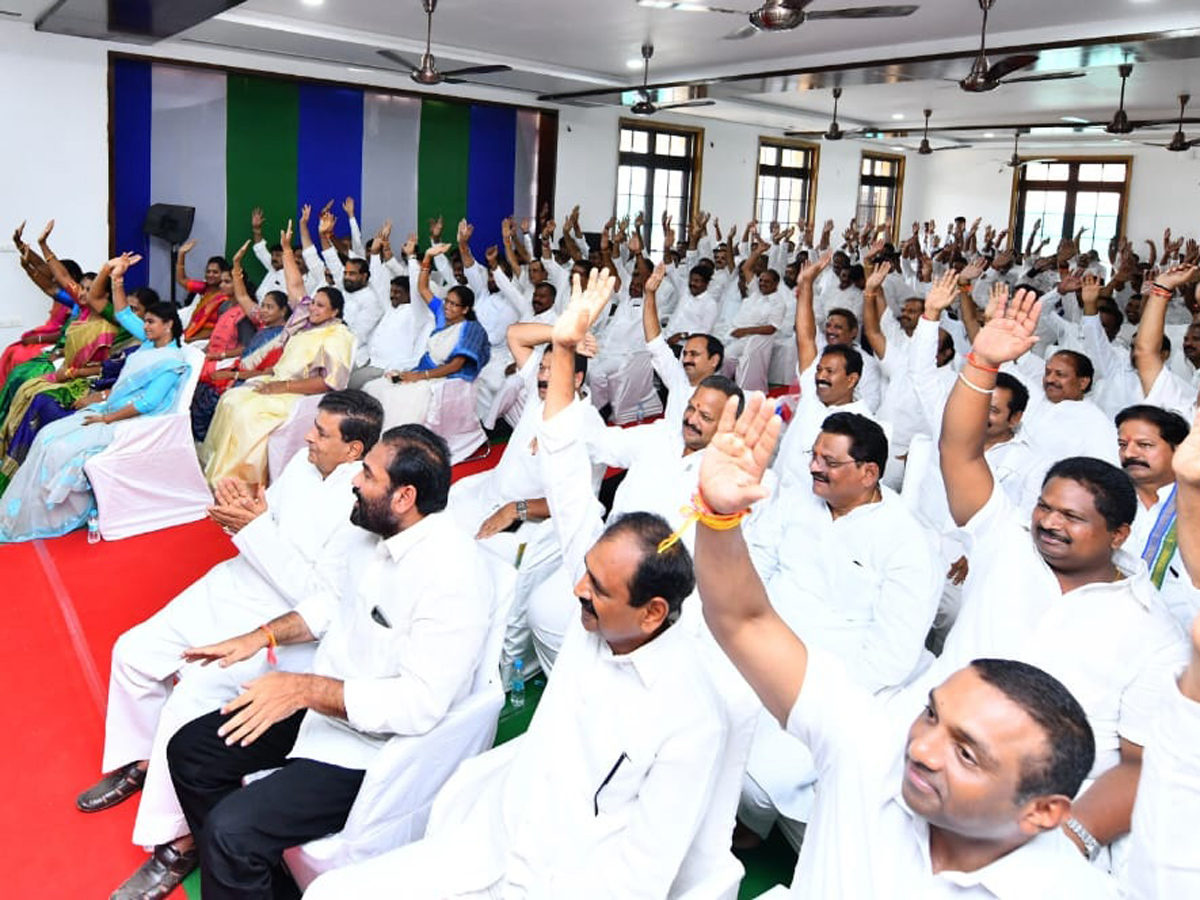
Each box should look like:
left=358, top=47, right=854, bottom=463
left=377, top=510, right=442, bottom=563
left=593, top=616, right=684, bottom=690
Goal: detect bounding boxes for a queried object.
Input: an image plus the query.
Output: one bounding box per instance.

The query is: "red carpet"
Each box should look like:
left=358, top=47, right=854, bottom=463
left=0, top=450, right=501, bottom=898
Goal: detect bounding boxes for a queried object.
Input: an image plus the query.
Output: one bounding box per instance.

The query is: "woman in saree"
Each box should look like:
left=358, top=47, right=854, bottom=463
left=0, top=254, right=153, bottom=495
left=176, top=239, right=232, bottom=342
left=190, top=241, right=290, bottom=441
left=0, top=222, right=85, bottom=383
left=0, top=225, right=121, bottom=428
left=200, top=222, right=354, bottom=486
left=0, top=302, right=188, bottom=542
left=362, top=240, right=490, bottom=428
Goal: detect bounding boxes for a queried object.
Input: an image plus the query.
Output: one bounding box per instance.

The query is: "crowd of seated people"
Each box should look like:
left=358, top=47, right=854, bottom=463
left=5, top=200, right=1200, bottom=899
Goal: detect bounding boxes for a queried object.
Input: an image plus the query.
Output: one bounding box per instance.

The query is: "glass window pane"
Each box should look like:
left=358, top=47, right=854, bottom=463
left=861, top=157, right=872, bottom=176
left=1046, top=163, right=1069, bottom=180
left=759, top=145, right=773, bottom=165
left=1075, top=192, right=1099, bottom=217
left=655, top=133, right=670, bottom=155
left=632, top=130, right=648, bottom=153
left=669, top=135, right=684, bottom=156
left=1097, top=193, right=1120, bottom=217
left=1079, top=164, right=1104, bottom=182
left=1102, top=163, right=1127, bottom=183
left=619, top=129, right=633, bottom=153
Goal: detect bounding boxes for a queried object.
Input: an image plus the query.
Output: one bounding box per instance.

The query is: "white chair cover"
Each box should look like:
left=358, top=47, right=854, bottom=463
left=85, top=343, right=210, bottom=541
left=266, top=394, right=323, bottom=484
left=768, top=337, right=799, bottom=387
left=425, top=378, right=487, bottom=465
left=735, top=333, right=775, bottom=393
left=609, top=350, right=664, bottom=425
left=283, top=553, right=516, bottom=890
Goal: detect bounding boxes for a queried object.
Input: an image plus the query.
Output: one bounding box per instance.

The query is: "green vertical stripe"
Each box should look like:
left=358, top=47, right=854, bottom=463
left=225, top=75, right=299, bottom=285
left=417, top=99, right=471, bottom=243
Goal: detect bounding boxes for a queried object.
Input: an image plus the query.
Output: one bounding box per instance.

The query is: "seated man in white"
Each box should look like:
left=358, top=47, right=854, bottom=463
left=1132, top=264, right=1199, bottom=418
left=586, top=255, right=653, bottom=413
left=722, top=265, right=787, bottom=388
left=304, top=270, right=730, bottom=900
left=348, top=274, right=432, bottom=390
left=688, top=392, right=1118, bottom=898
left=738, top=410, right=941, bottom=847
left=167, top=423, right=489, bottom=900
left=772, top=251, right=879, bottom=491
left=1117, top=403, right=1200, bottom=632
left=814, top=305, right=881, bottom=410
left=77, top=389, right=383, bottom=900
left=931, top=288, right=1188, bottom=876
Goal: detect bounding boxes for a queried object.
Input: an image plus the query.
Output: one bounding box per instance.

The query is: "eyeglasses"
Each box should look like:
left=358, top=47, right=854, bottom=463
left=804, top=450, right=861, bottom=470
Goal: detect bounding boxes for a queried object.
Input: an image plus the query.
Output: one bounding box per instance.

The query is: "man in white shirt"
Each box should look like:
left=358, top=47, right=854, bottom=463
left=1133, top=264, right=1199, bottom=418
left=1117, top=403, right=1200, bottom=632
left=723, top=267, right=787, bottom=389
left=305, top=269, right=730, bottom=900
left=166, top=424, right=489, bottom=900
left=79, top=390, right=383, bottom=900
left=691, top=392, right=1117, bottom=899
left=348, top=275, right=433, bottom=390
left=739, top=410, right=941, bottom=844
left=663, top=261, right=722, bottom=345
left=934, top=288, right=1187, bottom=874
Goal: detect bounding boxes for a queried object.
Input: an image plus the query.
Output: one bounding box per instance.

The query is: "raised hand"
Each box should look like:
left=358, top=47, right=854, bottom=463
left=1058, top=269, right=1084, bottom=295
left=697, top=392, right=781, bottom=516
left=429, top=215, right=444, bottom=241
left=971, top=287, right=1042, bottom=367
left=299, top=203, right=312, bottom=226
left=645, top=262, right=667, bottom=294
left=924, top=270, right=959, bottom=316
left=1156, top=264, right=1199, bottom=293
left=12, top=220, right=25, bottom=249
left=401, top=232, right=418, bottom=258
left=251, top=207, right=265, bottom=230
left=800, top=249, right=834, bottom=284
left=1080, top=273, right=1102, bottom=311
left=232, top=240, right=251, bottom=267
left=179, top=238, right=197, bottom=255
left=38, top=219, right=54, bottom=244
left=318, top=210, right=336, bottom=236
left=579, top=331, right=599, bottom=359
left=342, top=196, right=355, bottom=217
left=552, top=267, right=617, bottom=349
left=109, top=252, right=142, bottom=277
left=280, top=219, right=294, bottom=249
left=958, top=256, right=988, bottom=284
left=425, top=242, right=452, bottom=261
left=865, top=260, right=891, bottom=293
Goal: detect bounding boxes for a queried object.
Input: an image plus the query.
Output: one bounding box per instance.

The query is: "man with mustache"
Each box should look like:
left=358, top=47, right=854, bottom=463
left=932, top=287, right=1187, bottom=878
left=1117, top=403, right=1200, bottom=632
left=773, top=250, right=882, bottom=491
left=691, top=391, right=1118, bottom=898
left=736, top=406, right=941, bottom=848
left=166, top=424, right=490, bottom=900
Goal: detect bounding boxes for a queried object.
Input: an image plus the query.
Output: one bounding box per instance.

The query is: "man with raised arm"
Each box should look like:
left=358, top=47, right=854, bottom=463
left=931, top=287, right=1187, bottom=875
left=693, top=391, right=1117, bottom=898
left=772, top=250, right=879, bottom=491
left=1132, top=264, right=1199, bottom=417
left=304, top=269, right=731, bottom=900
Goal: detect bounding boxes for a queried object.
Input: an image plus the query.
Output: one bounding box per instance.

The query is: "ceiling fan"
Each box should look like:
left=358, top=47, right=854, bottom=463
left=635, top=1, right=919, bottom=42
left=377, top=0, right=512, bottom=86
left=997, top=129, right=1056, bottom=172
left=911, top=110, right=970, bottom=154
left=1142, top=94, right=1200, bottom=152
left=784, top=88, right=880, bottom=140
left=959, top=0, right=1085, bottom=92
left=1105, top=63, right=1135, bottom=135
left=628, top=43, right=716, bottom=115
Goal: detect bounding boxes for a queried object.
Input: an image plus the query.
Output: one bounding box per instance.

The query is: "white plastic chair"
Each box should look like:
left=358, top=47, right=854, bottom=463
left=735, top=333, right=775, bottom=393
left=85, top=343, right=211, bottom=540
left=425, top=378, right=488, bottom=465
left=609, top=350, right=664, bottom=425
left=283, top=553, right=516, bottom=890
left=267, top=394, right=323, bottom=483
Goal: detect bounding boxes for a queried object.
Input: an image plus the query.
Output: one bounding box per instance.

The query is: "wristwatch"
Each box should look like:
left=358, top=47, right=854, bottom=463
left=515, top=500, right=528, bottom=522
left=1065, top=816, right=1101, bottom=862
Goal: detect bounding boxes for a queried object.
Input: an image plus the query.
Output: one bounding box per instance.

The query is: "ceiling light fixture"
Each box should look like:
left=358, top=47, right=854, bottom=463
left=1061, top=116, right=1090, bottom=124
left=983, top=132, right=996, bottom=138
left=626, top=58, right=644, bottom=69
left=891, top=113, right=905, bottom=120
left=301, top=0, right=324, bottom=7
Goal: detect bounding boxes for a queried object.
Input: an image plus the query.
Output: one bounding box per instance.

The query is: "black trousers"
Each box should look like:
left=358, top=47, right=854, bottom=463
left=167, top=709, right=365, bottom=900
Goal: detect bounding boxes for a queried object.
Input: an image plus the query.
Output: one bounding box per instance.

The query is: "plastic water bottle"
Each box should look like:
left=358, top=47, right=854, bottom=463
left=87, top=508, right=101, bottom=544
left=510, top=658, right=526, bottom=709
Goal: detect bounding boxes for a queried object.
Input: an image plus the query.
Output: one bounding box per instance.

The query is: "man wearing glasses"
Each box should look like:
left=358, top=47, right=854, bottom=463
left=736, top=410, right=942, bottom=847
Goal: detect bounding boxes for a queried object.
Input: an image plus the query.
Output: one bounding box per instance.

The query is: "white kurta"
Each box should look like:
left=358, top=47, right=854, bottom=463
left=103, top=451, right=363, bottom=847
left=1128, top=482, right=1200, bottom=633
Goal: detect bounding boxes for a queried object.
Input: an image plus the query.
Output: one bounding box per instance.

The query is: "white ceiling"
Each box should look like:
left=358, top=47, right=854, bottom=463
left=16, top=0, right=1200, bottom=147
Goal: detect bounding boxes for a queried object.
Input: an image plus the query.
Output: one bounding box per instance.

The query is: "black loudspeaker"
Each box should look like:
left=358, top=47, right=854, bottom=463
left=142, top=203, right=195, bottom=245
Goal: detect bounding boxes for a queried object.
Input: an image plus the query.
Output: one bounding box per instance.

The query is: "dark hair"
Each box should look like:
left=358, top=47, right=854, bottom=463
left=61, top=259, right=84, bottom=283
left=937, top=329, right=956, bottom=362
left=820, top=343, right=864, bottom=378
left=847, top=263, right=865, bottom=283
left=1115, top=404, right=1191, bottom=448
left=316, top=286, right=345, bottom=318
left=447, top=284, right=477, bottom=322
left=601, top=511, right=695, bottom=622
left=994, top=372, right=1029, bottom=415
left=534, top=281, right=557, bottom=300
left=970, top=658, right=1095, bottom=804
left=345, top=257, right=370, bottom=280
left=697, top=373, right=745, bottom=416
left=318, top=390, right=384, bottom=453
left=685, top=333, right=725, bottom=370
left=378, top=424, right=451, bottom=515
left=826, top=307, right=859, bottom=334
left=132, top=286, right=160, bottom=308
left=206, top=255, right=232, bottom=272
left=268, top=242, right=283, bottom=254
left=574, top=352, right=589, bottom=378
left=143, top=301, right=183, bottom=345
left=262, top=290, right=291, bottom=318
left=820, top=411, right=888, bottom=475
left=1050, top=350, right=1095, bottom=393
left=1042, top=456, right=1137, bottom=530
left=688, top=264, right=714, bottom=286
left=390, top=275, right=410, bottom=297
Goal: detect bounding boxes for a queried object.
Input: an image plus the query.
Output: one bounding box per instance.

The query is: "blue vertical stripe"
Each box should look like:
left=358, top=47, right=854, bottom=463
left=466, top=105, right=517, bottom=252
left=111, top=58, right=153, bottom=289
left=296, top=84, right=364, bottom=239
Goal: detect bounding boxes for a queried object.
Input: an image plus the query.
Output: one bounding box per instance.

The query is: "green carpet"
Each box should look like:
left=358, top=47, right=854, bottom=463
left=184, top=674, right=797, bottom=898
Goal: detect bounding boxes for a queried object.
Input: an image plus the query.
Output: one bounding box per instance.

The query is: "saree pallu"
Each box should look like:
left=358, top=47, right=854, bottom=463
left=189, top=324, right=285, bottom=442
left=183, top=288, right=231, bottom=341
left=0, top=345, right=188, bottom=542
left=200, top=322, right=354, bottom=486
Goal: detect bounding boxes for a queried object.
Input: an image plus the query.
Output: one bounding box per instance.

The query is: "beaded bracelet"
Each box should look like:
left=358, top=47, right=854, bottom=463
left=657, top=492, right=750, bottom=553
left=957, top=371, right=994, bottom=395
left=258, top=624, right=279, bottom=666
